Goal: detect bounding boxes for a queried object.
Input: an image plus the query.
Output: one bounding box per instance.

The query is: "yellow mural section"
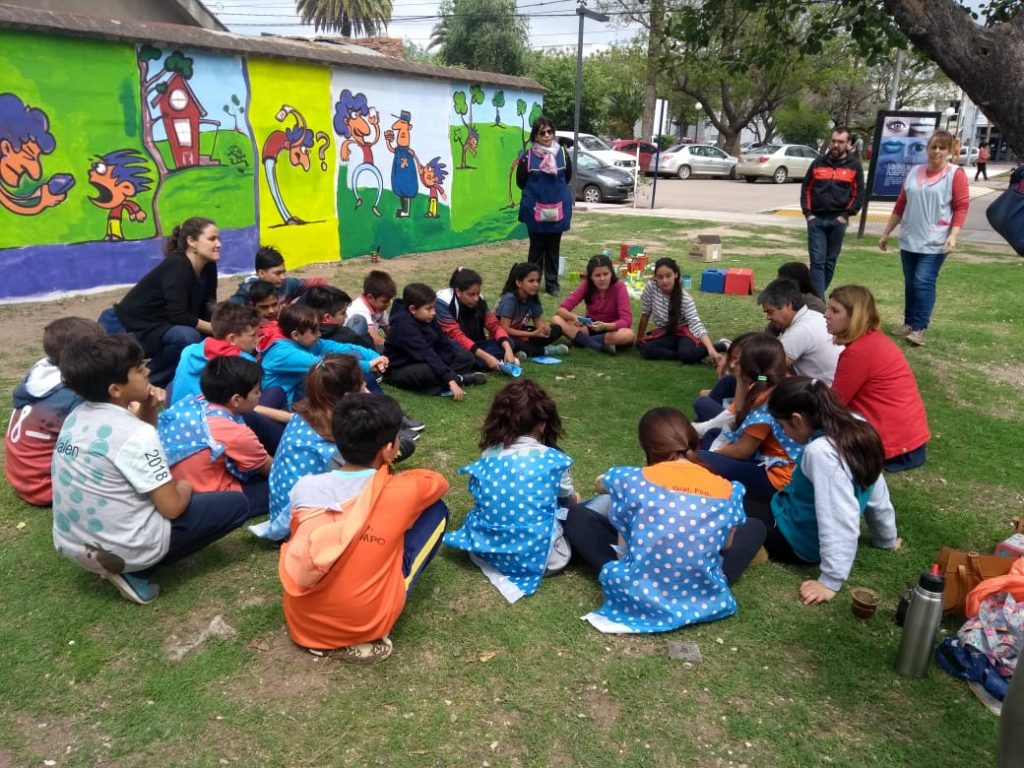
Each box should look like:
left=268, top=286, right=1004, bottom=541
left=248, top=59, right=338, bottom=268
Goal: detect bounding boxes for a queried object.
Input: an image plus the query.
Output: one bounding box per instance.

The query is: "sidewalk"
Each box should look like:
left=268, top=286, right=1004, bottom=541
left=580, top=177, right=1011, bottom=247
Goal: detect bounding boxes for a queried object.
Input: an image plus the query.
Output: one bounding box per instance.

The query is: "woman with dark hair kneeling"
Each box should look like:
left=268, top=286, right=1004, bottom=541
left=110, top=217, right=220, bottom=387
left=563, top=407, right=766, bottom=634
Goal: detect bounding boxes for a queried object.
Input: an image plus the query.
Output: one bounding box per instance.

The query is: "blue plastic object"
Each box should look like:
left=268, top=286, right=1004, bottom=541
left=700, top=268, right=727, bottom=294
left=498, top=362, right=523, bottom=377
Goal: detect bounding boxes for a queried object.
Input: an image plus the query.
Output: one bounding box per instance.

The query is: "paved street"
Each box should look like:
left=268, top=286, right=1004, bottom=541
left=589, top=163, right=1017, bottom=247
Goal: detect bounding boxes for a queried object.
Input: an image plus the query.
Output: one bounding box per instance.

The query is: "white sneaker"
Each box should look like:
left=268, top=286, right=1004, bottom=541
left=904, top=329, right=926, bottom=346
left=890, top=324, right=912, bottom=338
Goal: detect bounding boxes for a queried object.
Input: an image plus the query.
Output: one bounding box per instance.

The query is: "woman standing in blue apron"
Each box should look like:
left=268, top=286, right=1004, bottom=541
left=517, top=117, right=573, bottom=297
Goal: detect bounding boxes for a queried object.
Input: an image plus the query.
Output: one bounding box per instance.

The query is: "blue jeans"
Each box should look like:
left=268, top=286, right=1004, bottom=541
left=807, top=216, right=848, bottom=296
left=148, top=325, right=202, bottom=388
left=900, top=250, right=947, bottom=331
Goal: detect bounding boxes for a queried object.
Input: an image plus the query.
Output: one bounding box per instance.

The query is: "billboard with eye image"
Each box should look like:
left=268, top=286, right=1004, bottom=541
left=866, top=110, right=941, bottom=199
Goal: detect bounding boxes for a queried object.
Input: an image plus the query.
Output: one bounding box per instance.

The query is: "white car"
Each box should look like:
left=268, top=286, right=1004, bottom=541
left=656, top=143, right=738, bottom=179
left=555, top=131, right=637, bottom=170
left=737, top=144, right=819, bottom=184
left=959, top=146, right=980, bottom=166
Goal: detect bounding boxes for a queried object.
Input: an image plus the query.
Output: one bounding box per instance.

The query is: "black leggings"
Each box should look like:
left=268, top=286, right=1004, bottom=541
left=510, top=325, right=564, bottom=357
left=528, top=231, right=563, bottom=293
left=742, top=496, right=811, bottom=565
left=384, top=348, right=476, bottom=394
left=638, top=332, right=708, bottom=364
left=562, top=502, right=767, bottom=586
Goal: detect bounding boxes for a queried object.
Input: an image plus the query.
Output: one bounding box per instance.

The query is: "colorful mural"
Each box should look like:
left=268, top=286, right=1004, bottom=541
left=0, top=28, right=541, bottom=301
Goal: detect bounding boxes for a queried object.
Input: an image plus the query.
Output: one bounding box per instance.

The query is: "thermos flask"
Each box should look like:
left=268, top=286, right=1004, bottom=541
left=894, top=568, right=944, bottom=678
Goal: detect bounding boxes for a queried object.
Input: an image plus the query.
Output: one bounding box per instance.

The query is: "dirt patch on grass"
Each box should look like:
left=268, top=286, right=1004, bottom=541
left=10, top=712, right=87, bottom=766
left=218, top=624, right=333, bottom=707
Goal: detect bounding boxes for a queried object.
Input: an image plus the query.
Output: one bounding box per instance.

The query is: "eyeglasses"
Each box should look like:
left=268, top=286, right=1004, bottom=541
left=537, top=129, right=553, bottom=136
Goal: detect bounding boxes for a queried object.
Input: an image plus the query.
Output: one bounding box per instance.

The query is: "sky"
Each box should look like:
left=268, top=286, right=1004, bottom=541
left=207, top=0, right=642, bottom=53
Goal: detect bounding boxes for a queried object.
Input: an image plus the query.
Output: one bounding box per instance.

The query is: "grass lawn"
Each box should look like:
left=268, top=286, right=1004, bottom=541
left=0, top=212, right=1020, bottom=767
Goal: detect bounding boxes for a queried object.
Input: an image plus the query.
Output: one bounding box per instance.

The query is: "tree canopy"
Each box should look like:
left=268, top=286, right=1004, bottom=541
left=430, top=0, right=530, bottom=76
left=294, top=0, right=393, bottom=37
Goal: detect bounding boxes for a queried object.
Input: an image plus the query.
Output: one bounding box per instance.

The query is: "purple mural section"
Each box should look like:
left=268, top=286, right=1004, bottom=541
left=0, top=227, right=257, bottom=300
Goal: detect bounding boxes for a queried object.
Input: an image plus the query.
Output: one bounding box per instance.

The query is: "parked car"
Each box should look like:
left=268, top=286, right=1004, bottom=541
left=737, top=144, right=819, bottom=183
left=555, top=131, right=637, bottom=169
left=656, top=143, right=738, bottom=179
left=574, top=150, right=635, bottom=203
left=612, top=139, right=659, bottom=173
left=959, top=145, right=980, bottom=166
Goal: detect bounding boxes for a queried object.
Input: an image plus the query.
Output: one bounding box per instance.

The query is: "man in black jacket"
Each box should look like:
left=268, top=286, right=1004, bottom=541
left=800, top=127, right=864, bottom=296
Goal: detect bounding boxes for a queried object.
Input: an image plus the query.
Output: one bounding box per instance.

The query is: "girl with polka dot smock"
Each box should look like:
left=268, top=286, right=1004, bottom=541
left=250, top=355, right=365, bottom=541
left=563, top=407, right=766, bottom=634
left=444, top=380, right=578, bottom=602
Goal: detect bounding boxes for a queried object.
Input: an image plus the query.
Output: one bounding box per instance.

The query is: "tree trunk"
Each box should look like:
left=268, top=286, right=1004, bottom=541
left=640, top=0, right=664, bottom=140
left=883, top=0, right=1024, bottom=155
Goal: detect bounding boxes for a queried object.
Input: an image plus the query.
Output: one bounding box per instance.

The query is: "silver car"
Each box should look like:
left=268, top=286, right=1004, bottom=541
left=656, top=143, right=738, bottom=179
left=738, top=144, right=819, bottom=184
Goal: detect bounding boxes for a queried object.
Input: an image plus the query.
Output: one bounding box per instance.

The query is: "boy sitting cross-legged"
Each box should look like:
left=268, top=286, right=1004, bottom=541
left=280, top=393, right=450, bottom=663
left=260, top=304, right=387, bottom=407
left=53, top=335, right=251, bottom=605
left=158, top=356, right=273, bottom=520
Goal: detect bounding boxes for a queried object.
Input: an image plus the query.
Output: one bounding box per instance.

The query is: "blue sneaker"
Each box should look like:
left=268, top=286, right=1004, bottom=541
left=104, top=572, right=160, bottom=605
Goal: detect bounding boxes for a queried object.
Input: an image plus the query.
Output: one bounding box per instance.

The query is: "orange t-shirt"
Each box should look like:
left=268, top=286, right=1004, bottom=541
left=280, top=468, right=449, bottom=649
left=642, top=460, right=734, bottom=498
left=171, top=415, right=269, bottom=493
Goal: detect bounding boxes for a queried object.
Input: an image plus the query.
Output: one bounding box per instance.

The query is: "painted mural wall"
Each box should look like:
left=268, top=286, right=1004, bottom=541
left=0, top=28, right=543, bottom=301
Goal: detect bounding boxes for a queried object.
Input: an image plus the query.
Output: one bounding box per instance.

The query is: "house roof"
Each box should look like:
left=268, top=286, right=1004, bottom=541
left=0, top=3, right=545, bottom=92
left=150, top=72, right=208, bottom=118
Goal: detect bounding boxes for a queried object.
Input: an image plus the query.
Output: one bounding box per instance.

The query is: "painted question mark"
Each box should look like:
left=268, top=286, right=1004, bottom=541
left=315, top=131, right=331, bottom=171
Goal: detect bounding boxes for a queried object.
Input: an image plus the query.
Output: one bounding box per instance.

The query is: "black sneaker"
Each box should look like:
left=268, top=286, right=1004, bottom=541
left=458, top=372, right=488, bottom=386
left=394, top=430, right=417, bottom=464
left=401, top=415, right=426, bottom=434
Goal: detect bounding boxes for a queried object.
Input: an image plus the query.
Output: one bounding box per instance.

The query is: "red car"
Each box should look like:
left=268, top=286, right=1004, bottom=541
left=612, top=140, right=659, bottom=173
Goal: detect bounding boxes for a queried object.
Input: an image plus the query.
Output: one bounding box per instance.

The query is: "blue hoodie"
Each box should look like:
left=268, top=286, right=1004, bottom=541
left=169, top=338, right=257, bottom=404
left=261, top=337, right=377, bottom=405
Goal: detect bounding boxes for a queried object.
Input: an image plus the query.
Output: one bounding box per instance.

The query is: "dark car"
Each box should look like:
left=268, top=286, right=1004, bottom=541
left=574, top=150, right=635, bottom=203
left=612, top=139, right=659, bottom=172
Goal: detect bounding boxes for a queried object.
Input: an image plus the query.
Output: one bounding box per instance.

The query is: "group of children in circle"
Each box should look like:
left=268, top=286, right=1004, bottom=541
left=20, top=219, right=906, bottom=663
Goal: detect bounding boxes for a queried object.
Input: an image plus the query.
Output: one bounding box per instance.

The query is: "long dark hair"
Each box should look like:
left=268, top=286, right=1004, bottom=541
left=501, top=262, right=540, bottom=298
left=734, top=333, right=788, bottom=427
left=637, top=407, right=701, bottom=466
left=450, top=266, right=482, bottom=292
left=163, top=216, right=216, bottom=258
left=769, top=376, right=884, bottom=489
left=479, top=379, right=563, bottom=450
left=583, top=253, right=618, bottom=305
left=293, top=354, right=364, bottom=440
left=653, top=257, right=682, bottom=332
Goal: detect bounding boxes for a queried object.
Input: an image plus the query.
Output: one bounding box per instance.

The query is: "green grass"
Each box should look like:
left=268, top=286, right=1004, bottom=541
left=1, top=213, right=1020, bottom=766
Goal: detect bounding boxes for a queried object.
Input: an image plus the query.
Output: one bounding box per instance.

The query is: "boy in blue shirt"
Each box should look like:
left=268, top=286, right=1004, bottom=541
left=170, top=302, right=260, bottom=404
left=261, top=304, right=386, bottom=406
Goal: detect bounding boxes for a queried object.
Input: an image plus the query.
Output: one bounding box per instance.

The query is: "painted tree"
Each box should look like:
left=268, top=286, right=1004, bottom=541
left=430, top=0, right=530, bottom=76
left=516, top=98, right=528, bottom=149
left=492, top=90, right=506, bottom=126
left=223, top=94, right=245, bottom=133
left=452, top=90, right=478, bottom=169
left=294, top=0, right=393, bottom=37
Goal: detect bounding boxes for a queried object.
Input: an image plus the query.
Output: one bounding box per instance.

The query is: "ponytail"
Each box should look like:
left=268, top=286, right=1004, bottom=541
left=163, top=216, right=216, bottom=258
left=654, top=257, right=683, bottom=333
left=769, top=376, right=883, bottom=488
left=734, top=333, right=788, bottom=426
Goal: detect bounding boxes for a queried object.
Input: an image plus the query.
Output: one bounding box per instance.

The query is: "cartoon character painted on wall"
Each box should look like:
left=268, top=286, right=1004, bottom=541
left=87, top=149, right=152, bottom=241
left=262, top=105, right=314, bottom=225
left=0, top=93, right=73, bottom=216
left=384, top=110, right=419, bottom=219
left=418, top=156, right=448, bottom=219
left=334, top=89, right=384, bottom=218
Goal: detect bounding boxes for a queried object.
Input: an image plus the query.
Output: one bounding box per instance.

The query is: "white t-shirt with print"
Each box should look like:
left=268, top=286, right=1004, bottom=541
left=52, top=402, right=172, bottom=573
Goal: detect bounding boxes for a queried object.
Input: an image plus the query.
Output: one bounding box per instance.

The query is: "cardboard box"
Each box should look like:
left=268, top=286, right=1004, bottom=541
left=689, top=234, right=722, bottom=263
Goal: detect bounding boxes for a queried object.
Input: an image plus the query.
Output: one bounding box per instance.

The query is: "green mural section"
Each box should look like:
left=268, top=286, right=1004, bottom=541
left=0, top=30, right=155, bottom=248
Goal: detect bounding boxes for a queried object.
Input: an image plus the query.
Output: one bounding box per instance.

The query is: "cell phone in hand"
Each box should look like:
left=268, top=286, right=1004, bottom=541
left=579, top=316, right=594, bottom=326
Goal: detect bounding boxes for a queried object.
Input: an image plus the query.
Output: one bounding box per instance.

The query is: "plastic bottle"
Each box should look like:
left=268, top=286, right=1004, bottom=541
left=893, top=566, right=945, bottom=678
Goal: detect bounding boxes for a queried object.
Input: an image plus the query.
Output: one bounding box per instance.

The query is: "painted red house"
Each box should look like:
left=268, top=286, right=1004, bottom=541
left=151, top=73, right=205, bottom=169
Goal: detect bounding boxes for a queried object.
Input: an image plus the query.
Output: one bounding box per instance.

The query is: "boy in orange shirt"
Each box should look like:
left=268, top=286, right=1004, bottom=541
left=279, top=393, right=449, bottom=663
left=158, top=356, right=272, bottom=519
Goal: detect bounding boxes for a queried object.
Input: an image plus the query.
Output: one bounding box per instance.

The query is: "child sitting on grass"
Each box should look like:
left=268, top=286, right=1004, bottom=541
left=170, top=301, right=260, bottom=404
left=348, top=269, right=396, bottom=351
left=53, top=335, right=250, bottom=605
left=6, top=317, right=104, bottom=506
left=159, top=356, right=272, bottom=519
left=637, top=257, right=725, bottom=366
left=494, top=263, right=568, bottom=359
left=304, top=284, right=376, bottom=350
left=280, top=393, right=450, bottom=664
left=229, top=245, right=325, bottom=306
left=444, top=380, right=578, bottom=602
left=260, top=304, right=386, bottom=407
left=763, top=376, right=900, bottom=605
left=383, top=283, right=483, bottom=400
left=435, top=267, right=517, bottom=372
left=552, top=253, right=635, bottom=354
left=564, top=407, right=765, bottom=634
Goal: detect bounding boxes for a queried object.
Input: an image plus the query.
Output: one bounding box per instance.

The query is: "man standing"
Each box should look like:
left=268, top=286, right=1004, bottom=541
left=758, top=279, right=841, bottom=385
left=801, top=126, right=864, bottom=296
